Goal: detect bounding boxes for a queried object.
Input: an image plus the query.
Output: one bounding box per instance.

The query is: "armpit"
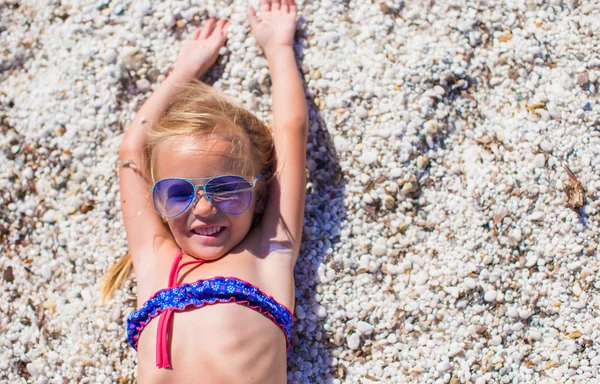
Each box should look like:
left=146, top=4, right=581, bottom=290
left=268, top=240, right=295, bottom=254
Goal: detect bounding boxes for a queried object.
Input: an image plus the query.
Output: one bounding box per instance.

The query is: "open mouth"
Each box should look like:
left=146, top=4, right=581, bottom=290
left=192, top=226, right=225, bottom=237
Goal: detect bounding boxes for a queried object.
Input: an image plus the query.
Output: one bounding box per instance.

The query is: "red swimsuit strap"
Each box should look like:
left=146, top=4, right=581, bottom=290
left=156, top=251, right=206, bottom=368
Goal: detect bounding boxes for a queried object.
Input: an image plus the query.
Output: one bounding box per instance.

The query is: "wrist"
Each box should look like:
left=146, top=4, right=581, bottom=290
left=264, top=44, right=295, bottom=61
left=167, top=69, right=197, bottom=85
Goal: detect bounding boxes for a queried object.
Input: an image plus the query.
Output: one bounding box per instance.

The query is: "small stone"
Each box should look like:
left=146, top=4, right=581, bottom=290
left=484, top=290, right=497, bottom=302
left=546, top=102, right=560, bottom=119
left=359, top=151, right=378, bottom=165
left=68, top=356, right=80, bottom=367
left=136, top=79, right=151, bottom=92
left=389, top=168, right=403, bottom=178
left=525, top=254, right=538, bottom=268
left=313, top=304, right=327, bottom=318
left=529, top=212, right=544, bottom=221
left=540, top=140, right=553, bottom=152
left=532, top=153, right=546, bottom=168
left=437, top=361, right=450, bottom=373
left=23, top=167, right=34, bottom=180
left=550, top=83, right=568, bottom=100
left=416, top=155, right=429, bottom=169
left=371, top=244, right=387, bottom=256
left=519, top=309, right=532, bottom=319
left=489, top=335, right=502, bottom=346
left=119, top=47, right=144, bottom=70
left=42, top=210, right=57, bottom=223
left=26, top=363, right=39, bottom=378
left=334, top=135, right=350, bottom=152
left=424, top=119, right=439, bottom=133
left=135, top=2, right=151, bottom=15
left=295, top=305, right=305, bottom=319
left=356, top=106, right=368, bottom=119
left=382, top=195, right=395, bottom=210
left=347, top=333, right=360, bottom=350
left=401, top=182, right=417, bottom=195
left=577, top=72, right=589, bottom=87
left=572, top=283, right=582, bottom=297
left=529, top=329, right=542, bottom=340
left=464, top=277, right=477, bottom=290
left=40, top=264, right=52, bottom=281
left=356, top=321, right=374, bottom=335
left=506, top=307, right=519, bottom=317
left=103, top=49, right=117, bottom=64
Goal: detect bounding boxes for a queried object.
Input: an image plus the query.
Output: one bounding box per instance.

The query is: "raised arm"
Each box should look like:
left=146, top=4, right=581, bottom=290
left=119, top=18, right=231, bottom=273
left=249, top=0, right=309, bottom=264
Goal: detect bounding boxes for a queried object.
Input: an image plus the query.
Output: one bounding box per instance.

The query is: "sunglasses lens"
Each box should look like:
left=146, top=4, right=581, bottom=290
left=153, top=179, right=195, bottom=217
left=205, top=176, right=253, bottom=215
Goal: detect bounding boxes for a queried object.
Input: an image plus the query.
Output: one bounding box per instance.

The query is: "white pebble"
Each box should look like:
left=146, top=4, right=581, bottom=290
left=437, top=361, right=450, bottom=373
left=356, top=106, right=368, bottom=119
left=359, top=151, right=378, bottom=165
left=136, top=79, right=151, bottom=92
left=484, top=290, right=498, bottom=302
left=347, top=333, right=360, bottom=350
left=533, top=153, right=546, bottom=168
left=356, top=321, right=374, bottom=335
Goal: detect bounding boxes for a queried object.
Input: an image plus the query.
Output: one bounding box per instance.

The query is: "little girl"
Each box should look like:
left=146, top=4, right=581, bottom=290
left=102, top=1, right=307, bottom=382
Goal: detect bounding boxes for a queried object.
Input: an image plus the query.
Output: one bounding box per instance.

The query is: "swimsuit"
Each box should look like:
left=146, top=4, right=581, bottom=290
left=126, top=251, right=293, bottom=368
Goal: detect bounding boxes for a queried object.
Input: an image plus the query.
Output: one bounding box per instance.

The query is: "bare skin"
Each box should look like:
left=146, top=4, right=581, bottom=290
left=119, top=1, right=307, bottom=383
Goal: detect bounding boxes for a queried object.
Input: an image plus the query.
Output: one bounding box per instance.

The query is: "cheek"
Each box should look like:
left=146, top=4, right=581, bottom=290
left=166, top=217, right=190, bottom=237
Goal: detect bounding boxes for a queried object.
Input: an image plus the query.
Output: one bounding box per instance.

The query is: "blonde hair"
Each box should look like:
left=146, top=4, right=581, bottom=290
left=101, top=80, right=274, bottom=304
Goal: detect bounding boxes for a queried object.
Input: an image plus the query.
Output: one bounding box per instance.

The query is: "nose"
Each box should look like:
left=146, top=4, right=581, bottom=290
left=191, top=188, right=218, bottom=215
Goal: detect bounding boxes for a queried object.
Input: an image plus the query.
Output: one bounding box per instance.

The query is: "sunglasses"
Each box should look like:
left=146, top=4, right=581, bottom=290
left=151, top=173, right=262, bottom=218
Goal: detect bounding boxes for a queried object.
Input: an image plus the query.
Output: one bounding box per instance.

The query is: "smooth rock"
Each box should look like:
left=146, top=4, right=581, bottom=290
left=533, top=153, right=546, bottom=168
left=103, top=49, right=117, bottom=64
left=484, top=290, right=498, bottom=302
left=347, top=333, right=360, bottom=350
left=356, top=106, right=368, bottom=119
left=540, top=140, right=553, bottom=152
left=334, top=136, right=350, bottom=152
left=356, top=321, right=374, bottom=335
left=359, top=151, right=378, bottom=165
left=136, top=78, right=151, bottom=92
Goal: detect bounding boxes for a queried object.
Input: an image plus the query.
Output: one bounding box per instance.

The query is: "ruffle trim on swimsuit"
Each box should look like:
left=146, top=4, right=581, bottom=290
left=126, top=277, right=293, bottom=352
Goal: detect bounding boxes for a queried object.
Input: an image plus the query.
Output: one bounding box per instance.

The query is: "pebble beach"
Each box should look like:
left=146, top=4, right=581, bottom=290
left=2, top=0, right=600, bottom=382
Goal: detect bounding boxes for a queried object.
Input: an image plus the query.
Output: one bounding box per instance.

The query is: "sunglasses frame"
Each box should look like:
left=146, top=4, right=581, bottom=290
left=151, top=172, right=263, bottom=218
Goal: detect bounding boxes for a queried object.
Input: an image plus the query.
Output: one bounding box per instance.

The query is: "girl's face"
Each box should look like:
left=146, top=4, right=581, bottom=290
left=153, top=135, right=258, bottom=260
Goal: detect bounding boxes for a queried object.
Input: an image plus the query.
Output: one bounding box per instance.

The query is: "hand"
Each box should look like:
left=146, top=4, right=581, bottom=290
left=248, top=0, right=297, bottom=57
left=171, top=18, right=231, bottom=81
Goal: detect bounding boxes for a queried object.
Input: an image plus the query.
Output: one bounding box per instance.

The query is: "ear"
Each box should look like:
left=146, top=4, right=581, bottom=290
left=254, top=193, right=266, bottom=214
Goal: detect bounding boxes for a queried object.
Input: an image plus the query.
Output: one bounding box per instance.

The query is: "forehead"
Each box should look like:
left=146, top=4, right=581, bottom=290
left=154, top=136, right=246, bottom=179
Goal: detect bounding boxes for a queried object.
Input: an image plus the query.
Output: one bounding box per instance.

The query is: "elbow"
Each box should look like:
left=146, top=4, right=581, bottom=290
left=119, top=139, right=145, bottom=159
left=287, top=114, right=309, bottom=136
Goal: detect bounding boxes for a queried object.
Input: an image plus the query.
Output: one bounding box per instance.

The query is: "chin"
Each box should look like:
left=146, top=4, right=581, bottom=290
left=182, top=243, right=229, bottom=261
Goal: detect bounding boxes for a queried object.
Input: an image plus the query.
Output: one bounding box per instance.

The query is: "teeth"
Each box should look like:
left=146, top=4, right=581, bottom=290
left=194, top=227, right=222, bottom=236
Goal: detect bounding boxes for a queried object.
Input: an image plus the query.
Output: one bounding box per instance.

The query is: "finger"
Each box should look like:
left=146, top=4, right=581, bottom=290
left=272, top=0, right=281, bottom=11
left=248, top=5, right=259, bottom=29
left=280, top=0, right=289, bottom=13
left=191, top=27, right=202, bottom=40
left=289, top=0, right=297, bottom=12
left=199, top=18, right=215, bottom=39
left=260, top=0, right=270, bottom=12
left=223, top=21, right=231, bottom=35
left=210, top=19, right=227, bottom=38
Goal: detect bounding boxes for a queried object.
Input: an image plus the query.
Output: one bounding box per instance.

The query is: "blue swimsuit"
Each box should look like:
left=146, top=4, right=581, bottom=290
left=126, top=252, right=293, bottom=368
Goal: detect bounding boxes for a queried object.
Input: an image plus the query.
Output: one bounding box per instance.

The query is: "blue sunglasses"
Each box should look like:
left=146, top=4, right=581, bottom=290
left=151, top=173, right=262, bottom=218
